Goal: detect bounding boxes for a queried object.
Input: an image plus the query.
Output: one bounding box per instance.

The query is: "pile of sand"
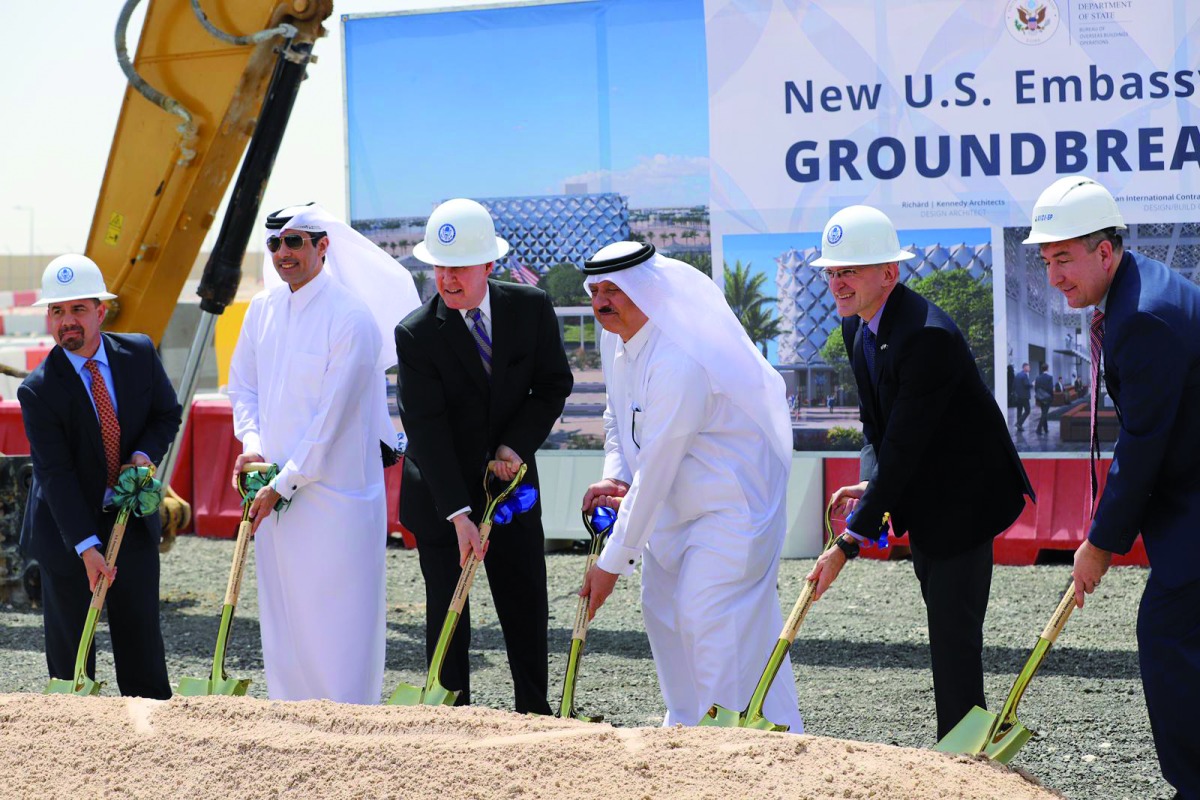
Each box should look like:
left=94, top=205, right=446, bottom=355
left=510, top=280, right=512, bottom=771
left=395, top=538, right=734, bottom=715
left=0, top=694, right=1062, bottom=799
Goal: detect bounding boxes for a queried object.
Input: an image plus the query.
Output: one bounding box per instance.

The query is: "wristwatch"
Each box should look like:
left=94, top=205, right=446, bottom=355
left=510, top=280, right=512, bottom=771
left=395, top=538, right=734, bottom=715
left=834, top=533, right=860, bottom=560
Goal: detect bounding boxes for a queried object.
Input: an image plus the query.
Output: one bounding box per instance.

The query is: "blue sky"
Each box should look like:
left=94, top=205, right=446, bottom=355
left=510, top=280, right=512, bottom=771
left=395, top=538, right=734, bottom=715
left=345, top=0, right=708, bottom=218
left=724, top=227, right=991, bottom=362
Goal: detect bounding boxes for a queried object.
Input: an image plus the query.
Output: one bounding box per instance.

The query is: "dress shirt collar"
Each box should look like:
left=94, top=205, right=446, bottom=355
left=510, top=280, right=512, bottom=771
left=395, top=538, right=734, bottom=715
left=616, top=319, right=656, bottom=363
left=62, top=336, right=111, bottom=377
left=456, top=286, right=492, bottom=326
left=865, top=296, right=888, bottom=335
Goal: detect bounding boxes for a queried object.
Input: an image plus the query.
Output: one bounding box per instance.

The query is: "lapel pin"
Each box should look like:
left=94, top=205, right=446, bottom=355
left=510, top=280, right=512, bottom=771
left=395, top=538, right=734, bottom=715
left=880, top=344, right=888, bottom=351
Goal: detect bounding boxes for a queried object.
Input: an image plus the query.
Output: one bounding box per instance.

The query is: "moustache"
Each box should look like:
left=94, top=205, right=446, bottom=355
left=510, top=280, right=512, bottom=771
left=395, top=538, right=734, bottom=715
left=59, top=326, right=84, bottom=335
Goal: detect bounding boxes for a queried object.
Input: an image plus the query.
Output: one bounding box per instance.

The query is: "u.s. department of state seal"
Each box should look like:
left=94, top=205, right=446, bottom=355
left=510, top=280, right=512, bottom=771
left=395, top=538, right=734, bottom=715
left=438, top=223, right=456, bottom=245
left=826, top=224, right=844, bottom=246
left=56, top=267, right=75, bottom=285
left=1005, top=0, right=1060, bottom=45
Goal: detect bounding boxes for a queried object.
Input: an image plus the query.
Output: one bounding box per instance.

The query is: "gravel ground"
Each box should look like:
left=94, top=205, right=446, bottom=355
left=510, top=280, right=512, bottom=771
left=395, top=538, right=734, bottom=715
left=0, top=536, right=1170, bottom=800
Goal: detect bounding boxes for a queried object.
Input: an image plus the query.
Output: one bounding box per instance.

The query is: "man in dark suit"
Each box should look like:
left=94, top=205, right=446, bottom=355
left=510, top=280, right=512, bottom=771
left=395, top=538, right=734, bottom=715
left=395, top=199, right=573, bottom=714
left=18, top=254, right=182, bottom=698
left=806, top=206, right=1033, bottom=741
left=1034, top=362, right=1054, bottom=435
left=1026, top=176, right=1200, bottom=799
left=1013, top=362, right=1032, bottom=431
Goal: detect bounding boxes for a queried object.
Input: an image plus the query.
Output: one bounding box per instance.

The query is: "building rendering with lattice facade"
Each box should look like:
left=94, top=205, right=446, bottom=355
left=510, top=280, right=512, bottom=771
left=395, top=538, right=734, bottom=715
left=478, top=193, right=630, bottom=273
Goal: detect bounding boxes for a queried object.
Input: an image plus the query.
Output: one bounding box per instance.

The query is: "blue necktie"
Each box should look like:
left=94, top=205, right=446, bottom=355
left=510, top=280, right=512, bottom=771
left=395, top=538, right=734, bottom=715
left=862, top=325, right=877, bottom=386
left=467, top=308, right=493, bottom=377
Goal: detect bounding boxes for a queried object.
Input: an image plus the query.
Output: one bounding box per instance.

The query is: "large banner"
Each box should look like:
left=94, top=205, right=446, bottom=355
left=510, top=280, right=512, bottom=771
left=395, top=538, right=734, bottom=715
left=706, top=0, right=1200, bottom=453
left=344, top=0, right=709, bottom=449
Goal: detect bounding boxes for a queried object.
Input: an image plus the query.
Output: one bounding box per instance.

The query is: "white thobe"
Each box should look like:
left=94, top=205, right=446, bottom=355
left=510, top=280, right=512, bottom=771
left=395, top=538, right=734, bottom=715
left=597, top=322, right=803, bottom=731
left=228, top=269, right=387, bottom=704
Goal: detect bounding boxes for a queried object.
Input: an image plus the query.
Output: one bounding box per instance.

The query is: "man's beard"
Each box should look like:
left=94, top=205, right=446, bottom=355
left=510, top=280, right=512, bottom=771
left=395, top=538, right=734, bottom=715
left=59, top=328, right=84, bottom=351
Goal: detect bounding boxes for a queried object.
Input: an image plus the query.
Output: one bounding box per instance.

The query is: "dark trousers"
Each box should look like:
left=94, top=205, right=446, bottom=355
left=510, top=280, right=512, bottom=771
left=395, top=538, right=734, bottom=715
left=415, top=518, right=551, bottom=715
left=39, top=530, right=170, bottom=699
left=911, top=537, right=994, bottom=741
left=1036, top=401, right=1051, bottom=434
left=1015, top=398, right=1030, bottom=429
left=1138, top=575, right=1200, bottom=799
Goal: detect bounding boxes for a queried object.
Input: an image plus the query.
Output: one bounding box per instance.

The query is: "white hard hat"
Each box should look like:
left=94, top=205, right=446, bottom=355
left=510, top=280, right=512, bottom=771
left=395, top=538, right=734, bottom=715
left=33, top=254, right=117, bottom=307
left=413, top=198, right=510, bottom=267
left=810, top=205, right=914, bottom=267
left=1022, top=176, right=1126, bottom=245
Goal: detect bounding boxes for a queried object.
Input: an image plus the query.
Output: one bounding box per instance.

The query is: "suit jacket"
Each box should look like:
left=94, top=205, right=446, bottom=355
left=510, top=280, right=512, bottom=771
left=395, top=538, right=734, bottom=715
left=1034, top=372, right=1054, bottom=404
left=1089, top=250, right=1200, bottom=589
left=843, top=283, right=1033, bottom=557
left=18, top=333, right=183, bottom=572
left=1013, top=371, right=1032, bottom=400
left=394, top=281, right=573, bottom=539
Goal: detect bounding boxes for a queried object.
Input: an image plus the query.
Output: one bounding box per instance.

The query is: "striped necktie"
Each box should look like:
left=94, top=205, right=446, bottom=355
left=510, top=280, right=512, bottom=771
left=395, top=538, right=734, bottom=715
left=862, top=325, right=878, bottom=386
left=85, top=359, right=122, bottom=487
left=1088, top=308, right=1105, bottom=515
left=467, top=308, right=493, bottom=377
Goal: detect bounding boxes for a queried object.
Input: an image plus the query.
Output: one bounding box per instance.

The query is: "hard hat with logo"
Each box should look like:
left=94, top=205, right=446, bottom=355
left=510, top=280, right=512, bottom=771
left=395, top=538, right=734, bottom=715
left=413, top=198, right=510, bottom=267
left=810, top=205, right=914, bottom=267
left=33, top=254, right=117, bottom=307
left=1022, top=176, right=1126, bottom=245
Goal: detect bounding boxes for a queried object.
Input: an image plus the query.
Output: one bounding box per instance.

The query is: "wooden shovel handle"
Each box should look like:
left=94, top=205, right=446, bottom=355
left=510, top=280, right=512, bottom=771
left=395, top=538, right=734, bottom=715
left=1041, top=582, right=1077, bottom=644
left=781, top=578, right=818, bottom=644
left=449, top=521, right=494, bottom=613
left=224, top=519, right=254, bottom=607
left=240, top=462, right=275, bottom=474
left=90, top=509, right=131, bottom=611
left=571, top=552, right=600, bottom=641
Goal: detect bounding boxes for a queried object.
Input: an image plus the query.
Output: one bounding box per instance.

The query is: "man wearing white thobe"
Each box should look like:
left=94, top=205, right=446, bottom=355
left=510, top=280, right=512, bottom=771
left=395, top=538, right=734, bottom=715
left=580, top=242, right=804, bottom=731
left=228, top=204, right=418, bottom=703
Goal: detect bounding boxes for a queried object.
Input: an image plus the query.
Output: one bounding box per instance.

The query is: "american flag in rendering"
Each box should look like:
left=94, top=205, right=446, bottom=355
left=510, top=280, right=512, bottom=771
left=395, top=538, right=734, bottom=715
left=508, top=260, right=541, bottom=285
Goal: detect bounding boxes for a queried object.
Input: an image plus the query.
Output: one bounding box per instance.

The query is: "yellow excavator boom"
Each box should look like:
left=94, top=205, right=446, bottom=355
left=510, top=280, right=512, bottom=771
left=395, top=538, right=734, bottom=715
left=87, top=0, right=332, bottom=344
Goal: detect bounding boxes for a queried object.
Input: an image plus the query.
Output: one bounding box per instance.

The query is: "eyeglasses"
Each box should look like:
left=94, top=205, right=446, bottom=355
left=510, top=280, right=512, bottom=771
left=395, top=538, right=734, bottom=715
left=820, top=265, right=880, bottom=283
left=266, top=233, right=323, bottom=253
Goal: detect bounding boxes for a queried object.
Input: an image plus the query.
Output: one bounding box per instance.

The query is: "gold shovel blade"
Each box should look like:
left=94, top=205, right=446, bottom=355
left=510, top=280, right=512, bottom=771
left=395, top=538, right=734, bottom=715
left=176, top=676, right=215, bottom=697
left=982, top=722, right=1032, bottom=764
left=699, top=703, right=787, bottom=731
left=178, top=675, right=252, bottom=697
left=699, top=704, right=743, bottom=727
left=386, top=680, right=459, bottom=707
left=387, top=682, right=426, bottom=706
left=421, top=678, right=459, bottom=707
left=45, top=675, right=102, bottom=696
left=934, top=706, right=998, bottom=755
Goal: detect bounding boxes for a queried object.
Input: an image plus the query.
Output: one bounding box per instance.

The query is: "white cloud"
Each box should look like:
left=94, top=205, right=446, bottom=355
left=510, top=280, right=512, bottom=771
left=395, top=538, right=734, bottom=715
left=559, top=154, right=709, bottom=208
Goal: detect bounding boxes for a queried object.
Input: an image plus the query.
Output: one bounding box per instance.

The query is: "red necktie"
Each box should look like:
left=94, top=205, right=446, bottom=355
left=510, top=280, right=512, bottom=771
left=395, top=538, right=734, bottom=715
left=1088, top=309, right=1105, bottom=516
left=85, top=359, right=122, bottom=487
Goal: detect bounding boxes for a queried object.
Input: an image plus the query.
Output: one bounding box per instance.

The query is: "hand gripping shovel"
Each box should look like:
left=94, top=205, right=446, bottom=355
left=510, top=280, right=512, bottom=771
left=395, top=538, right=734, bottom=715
left=387, top=462, right=530, bottom=706
left=178, top=462, right=277, bottom=697
left=47, top=467, right=161, bottom=695
left=935, top=582, right=1077, bottom=763
left=700, top=502, right=890, bottom=730
left=558, top=506, right=617, bottom=721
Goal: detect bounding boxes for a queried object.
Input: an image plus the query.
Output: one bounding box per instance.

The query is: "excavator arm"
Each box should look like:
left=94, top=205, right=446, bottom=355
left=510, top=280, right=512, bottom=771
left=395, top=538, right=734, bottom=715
left=90, top=0, right=332, bottom=342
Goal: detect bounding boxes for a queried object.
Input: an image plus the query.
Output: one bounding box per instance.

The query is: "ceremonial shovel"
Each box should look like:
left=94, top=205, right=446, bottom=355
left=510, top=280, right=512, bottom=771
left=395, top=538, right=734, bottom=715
left=387, top=463, right=529, bottom=706
left=47, top=468, right=159, bottom=696
left=935, top=582, right=1078, bottom=763
left=557, top=506, right=617, bottom=721
left=700, top=502, right=889, bottom=731
left=178, top=462, right=276, bottom=697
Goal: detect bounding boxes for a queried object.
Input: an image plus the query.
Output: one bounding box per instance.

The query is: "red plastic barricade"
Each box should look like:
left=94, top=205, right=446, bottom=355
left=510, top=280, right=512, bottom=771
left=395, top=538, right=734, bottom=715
left=821, top=456, right=1148, bottom=566
left=0, top=402, right=30, bottom=453
left=0, top=400, right=30, bottom=454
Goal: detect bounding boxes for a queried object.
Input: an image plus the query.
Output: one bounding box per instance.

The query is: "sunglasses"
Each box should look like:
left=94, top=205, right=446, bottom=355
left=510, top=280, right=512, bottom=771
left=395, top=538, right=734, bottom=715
left=266, top=232, right=324, bottom=253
